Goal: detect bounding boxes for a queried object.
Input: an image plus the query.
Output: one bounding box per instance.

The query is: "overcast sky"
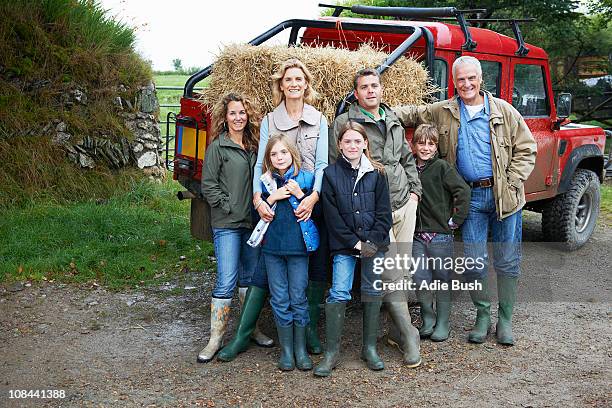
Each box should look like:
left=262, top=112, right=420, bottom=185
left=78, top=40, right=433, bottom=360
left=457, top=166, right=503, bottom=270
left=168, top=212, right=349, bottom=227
left=100, top=0, right=325, bottom=71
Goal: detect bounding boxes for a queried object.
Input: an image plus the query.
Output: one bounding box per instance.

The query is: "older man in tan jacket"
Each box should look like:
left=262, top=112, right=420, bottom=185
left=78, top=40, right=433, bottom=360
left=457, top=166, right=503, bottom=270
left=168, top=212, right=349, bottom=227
left=394, top=56, right=537, bottom=346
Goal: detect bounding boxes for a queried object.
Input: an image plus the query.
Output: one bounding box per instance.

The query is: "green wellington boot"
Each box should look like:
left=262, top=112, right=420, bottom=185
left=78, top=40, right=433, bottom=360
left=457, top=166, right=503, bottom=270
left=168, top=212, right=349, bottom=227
left=217, top=286, right=267, bottom=362
left=386, top=301, right=421, bottom=368
left=430, top=289, right=452, bottom=342
left=276, top=323, right=295, bottom=371
left=496, top=276, right=518, bottom=346
left=305, top=280, right=326, bottom=354
left=238, top=286, right=273, bottom=347
left=294, top=325, right=313, bottom=370
left=361, top=301, right=384, bottom=371
left=468, top=278, right=491, bottom=344
left=415, top=290, right=436, bottom=338
left=314, top=302, right=346, bottom=377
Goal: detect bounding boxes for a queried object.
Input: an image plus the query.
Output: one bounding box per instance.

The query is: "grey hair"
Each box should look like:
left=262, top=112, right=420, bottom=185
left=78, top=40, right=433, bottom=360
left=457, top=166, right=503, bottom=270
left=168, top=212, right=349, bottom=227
left=452, top=56, right=482, bottom=78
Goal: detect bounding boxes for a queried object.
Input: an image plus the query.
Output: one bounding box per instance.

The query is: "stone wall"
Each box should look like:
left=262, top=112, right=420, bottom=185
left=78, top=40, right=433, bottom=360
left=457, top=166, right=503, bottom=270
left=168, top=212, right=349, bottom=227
left=48, top=82, right=165, bottom=180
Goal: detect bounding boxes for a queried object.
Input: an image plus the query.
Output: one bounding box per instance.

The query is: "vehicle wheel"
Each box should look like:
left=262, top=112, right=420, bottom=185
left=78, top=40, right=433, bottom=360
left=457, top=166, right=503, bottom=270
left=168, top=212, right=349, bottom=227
left=541, top=169, right=600, bottom=250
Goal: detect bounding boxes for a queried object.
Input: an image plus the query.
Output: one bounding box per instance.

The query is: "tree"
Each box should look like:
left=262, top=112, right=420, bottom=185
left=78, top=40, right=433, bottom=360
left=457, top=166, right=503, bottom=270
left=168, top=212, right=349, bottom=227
left=172, top=58, right=183, bottom=73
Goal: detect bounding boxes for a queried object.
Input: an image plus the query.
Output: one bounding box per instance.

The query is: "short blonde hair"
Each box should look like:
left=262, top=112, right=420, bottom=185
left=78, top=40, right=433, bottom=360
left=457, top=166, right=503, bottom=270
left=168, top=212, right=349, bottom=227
left=412, top=124, right=439, bottom=145
left=262, top=133, right=302, bottom=174
left=270, top=58, right=319, bottom=107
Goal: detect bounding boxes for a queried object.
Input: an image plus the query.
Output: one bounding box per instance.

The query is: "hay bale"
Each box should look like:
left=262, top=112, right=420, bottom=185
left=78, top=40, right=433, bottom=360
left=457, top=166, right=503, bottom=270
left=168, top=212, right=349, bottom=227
left=199, top=44, right=435, bottom=121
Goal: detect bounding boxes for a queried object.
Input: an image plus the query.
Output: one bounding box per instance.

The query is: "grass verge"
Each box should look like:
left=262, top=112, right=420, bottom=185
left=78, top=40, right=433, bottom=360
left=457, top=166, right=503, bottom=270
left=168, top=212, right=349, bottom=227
left=0, top=175, right=215, bottom=289
left=601, top=183, right=612, bottom=225
left=154, top=73, right=209, bottom=120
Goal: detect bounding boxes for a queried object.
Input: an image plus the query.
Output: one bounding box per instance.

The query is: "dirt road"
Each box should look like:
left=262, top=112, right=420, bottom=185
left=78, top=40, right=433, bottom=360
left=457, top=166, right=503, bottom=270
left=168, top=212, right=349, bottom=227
left=1, top=215, right=611, bottom=407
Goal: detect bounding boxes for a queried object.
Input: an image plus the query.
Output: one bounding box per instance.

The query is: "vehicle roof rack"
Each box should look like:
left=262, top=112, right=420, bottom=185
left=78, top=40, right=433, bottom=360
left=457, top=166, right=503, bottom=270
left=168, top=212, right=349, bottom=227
left=318, top=4, right=534, bottom=55
left=435, top=17, right=534, bottom=56
left=319, top=4, right=483, bottom=51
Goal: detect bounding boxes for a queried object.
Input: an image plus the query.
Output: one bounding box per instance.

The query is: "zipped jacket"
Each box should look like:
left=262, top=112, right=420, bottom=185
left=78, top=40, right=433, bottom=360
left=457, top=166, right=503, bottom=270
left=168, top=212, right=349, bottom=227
left=322, top=154, right=392, bottom=256
left=394, top=91, right=537, bottom=219
left=415, top=156, right=471, bottom=234
left=331, top=103, right=422, bottom=211
left=201, top=132, right=257, bottom=228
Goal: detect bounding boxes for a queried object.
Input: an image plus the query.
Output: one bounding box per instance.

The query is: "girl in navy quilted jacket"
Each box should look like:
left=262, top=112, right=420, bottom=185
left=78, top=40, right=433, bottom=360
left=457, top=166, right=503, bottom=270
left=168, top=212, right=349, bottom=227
left=315, top=121, right=399, bottom=377
left=314, top=121, right=420, bottom=377
left=258, top=133, right=319, bottom=371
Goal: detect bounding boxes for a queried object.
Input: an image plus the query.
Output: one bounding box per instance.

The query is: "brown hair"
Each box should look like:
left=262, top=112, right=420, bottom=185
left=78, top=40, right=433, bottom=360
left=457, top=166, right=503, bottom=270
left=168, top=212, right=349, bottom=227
left=262, top=133, right=302, bottom=175
left=270, top=58, right=319, bottom=107
left=337, top=121, right=385, bottom=174
left=353, top=68, right=381, bottom=90
left=412, top=123, right=439, bottom=145
left=210, top=93, right=261, bottom=151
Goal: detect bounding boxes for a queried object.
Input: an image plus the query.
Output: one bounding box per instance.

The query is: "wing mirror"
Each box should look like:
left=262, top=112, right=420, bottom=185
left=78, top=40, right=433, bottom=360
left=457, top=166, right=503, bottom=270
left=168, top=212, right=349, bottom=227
left=556, top=92, right=572, bottom=119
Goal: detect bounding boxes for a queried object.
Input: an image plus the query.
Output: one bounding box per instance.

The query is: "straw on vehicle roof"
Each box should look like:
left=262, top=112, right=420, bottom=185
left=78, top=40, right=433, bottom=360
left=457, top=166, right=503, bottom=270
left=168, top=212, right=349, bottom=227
left=199, top=43, right=435, bottom=121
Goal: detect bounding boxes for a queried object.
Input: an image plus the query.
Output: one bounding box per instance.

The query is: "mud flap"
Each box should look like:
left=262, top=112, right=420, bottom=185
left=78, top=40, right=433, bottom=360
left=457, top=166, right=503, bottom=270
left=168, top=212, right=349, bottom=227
left=190, top=198, right=212, bottom=242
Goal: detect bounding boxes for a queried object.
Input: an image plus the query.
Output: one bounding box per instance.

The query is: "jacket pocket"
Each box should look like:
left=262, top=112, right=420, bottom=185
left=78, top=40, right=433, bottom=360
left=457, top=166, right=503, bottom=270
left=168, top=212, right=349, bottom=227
left=501, top=184, right=520, bottom=214
left=496, top=136, right=510, bottom=170
left=438, top=126, right=449, bottom=158
left=301, top=130, right=320, bottom=153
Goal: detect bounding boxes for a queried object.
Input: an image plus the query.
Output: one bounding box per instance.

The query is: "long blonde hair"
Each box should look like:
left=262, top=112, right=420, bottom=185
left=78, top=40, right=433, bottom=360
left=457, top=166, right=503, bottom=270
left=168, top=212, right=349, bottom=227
left=262, top=133, right=302, bottom=175
left=210, top=93, right=261, bottom=152
left=337, top=121, right=385, bottom=174
left=270, top=58, right=319, bottom=107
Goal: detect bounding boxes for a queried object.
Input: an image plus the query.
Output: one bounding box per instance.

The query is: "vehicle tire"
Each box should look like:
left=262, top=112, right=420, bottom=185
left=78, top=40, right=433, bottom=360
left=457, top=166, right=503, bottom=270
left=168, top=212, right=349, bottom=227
left=541, top=169, right=600, bottom=250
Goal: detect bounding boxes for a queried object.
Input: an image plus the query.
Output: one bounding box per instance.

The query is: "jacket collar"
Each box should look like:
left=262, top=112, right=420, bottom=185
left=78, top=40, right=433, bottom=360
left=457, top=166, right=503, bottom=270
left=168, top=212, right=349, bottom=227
left=356, top=153, right=375, bottom=174
left=271, top=164, right=297, bottom=184
left=218, top=131, right=241, bottom=148
left=338, top=153, right=358, bottom=170
left=485, top=91, right=504, bottom=124
left=271, top=102, right=319, bottom=131
left=417, top=154, right=439, bottom=172
left=337, top=152, right=376, bottom=190
left=443, top=90, right=502, bottom=123
left=348, top=102, right=401, bottom=127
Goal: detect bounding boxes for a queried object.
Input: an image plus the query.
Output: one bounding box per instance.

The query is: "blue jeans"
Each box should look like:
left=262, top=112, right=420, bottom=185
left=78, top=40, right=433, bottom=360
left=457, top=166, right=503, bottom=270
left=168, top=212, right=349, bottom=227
left=327, top=252, right=384, bottom=303
left=249, top=206, right=330, bottom=289
left=461, top=187, right=523, bottom=281
left=264, top=253, right=309, bottom=327
left=412, top=233, right=454, bottom=287
left=211, top=228, right=260, bottom=299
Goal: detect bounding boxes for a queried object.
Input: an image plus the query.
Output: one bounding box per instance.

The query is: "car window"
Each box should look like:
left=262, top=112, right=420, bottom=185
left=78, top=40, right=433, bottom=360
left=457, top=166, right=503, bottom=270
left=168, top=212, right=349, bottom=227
left=513, top=64, right=549, bottom=116
left=480, top=60, right=501, bottom=97
left=432, top=58, right=448, bottom=101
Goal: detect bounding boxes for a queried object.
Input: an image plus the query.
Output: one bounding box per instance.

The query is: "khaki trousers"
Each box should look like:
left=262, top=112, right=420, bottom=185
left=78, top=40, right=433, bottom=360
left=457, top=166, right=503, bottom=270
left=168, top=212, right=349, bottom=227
left=389, top=199, right=418, bottom=244
left=380, top=199, right=418, bottom=300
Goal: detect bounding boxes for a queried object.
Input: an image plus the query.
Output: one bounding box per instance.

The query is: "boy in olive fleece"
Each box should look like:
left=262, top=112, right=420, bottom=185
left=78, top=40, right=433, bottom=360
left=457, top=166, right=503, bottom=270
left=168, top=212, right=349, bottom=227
left=411, top=124, right=470, bottom=342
